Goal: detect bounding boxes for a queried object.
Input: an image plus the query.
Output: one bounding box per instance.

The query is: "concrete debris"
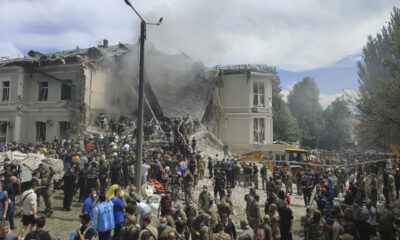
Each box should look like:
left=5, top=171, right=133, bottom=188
left=0, top=151, right=64, bottom=183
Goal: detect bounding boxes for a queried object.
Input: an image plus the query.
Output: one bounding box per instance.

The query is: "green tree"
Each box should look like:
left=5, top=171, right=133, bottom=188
left=356, top=7, right=400, bottom=150
left=320, top=97, right=353, bottom=150
left=272, top=92, right=302, bottom=142
left=287, top=77, right=324, bottom=148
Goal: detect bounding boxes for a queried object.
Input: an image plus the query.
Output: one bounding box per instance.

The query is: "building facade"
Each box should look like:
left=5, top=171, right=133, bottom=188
left=0, top=42, right=137, bottom=143
left=213, top=66, right=274, bottom=154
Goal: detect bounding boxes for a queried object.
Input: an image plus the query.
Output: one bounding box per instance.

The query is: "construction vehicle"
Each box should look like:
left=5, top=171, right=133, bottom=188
left=282, top=149, right=323, bottom=181
left=237, top=151, right=274, bottom=173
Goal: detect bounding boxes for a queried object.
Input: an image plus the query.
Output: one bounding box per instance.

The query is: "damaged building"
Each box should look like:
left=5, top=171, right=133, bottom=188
left=0, top=41, right=294, bottom=154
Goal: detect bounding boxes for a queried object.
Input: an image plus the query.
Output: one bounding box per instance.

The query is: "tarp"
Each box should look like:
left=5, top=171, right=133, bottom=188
left=0, top=151, right=64, bottom=183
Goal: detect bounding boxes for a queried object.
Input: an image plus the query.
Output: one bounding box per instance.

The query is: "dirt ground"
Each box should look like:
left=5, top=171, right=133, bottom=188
left=12, top=168, right=308, bottom=240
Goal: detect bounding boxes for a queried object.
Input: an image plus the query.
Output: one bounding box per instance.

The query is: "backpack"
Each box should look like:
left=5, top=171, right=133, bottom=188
left=25, top=231, right=47, bottom=240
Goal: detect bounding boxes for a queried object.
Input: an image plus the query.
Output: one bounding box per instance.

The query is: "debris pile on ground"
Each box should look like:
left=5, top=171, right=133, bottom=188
left=0, top=151, right=64, bottom=182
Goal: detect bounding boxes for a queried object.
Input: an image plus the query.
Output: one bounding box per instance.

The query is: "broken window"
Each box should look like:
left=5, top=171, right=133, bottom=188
left=2, top=81, right=10, bottom=101
left=253, top=118, right=265, bottom=143
left=0, top=121, right=7, bottom=141
left=59, top=121, right=70, bottom=139
left=253, top=82, right=264, bottom=107
left=36, top=122, right=46, bottom=142
left=38, top=82, right=48, bottom=101
left=61, top=80, right=71, bottom=100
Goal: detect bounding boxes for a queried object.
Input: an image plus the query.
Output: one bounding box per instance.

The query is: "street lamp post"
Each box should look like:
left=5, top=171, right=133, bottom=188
left=123, top=0, right=162, bottom=198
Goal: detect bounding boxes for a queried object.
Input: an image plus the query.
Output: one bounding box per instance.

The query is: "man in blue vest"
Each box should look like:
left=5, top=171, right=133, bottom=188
left=93, top=194, right=115, bottom=240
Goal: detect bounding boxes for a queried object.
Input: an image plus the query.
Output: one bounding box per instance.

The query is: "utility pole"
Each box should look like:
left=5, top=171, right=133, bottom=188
left=135, top=20, right=146, bottom=197
left=123, top=0, right=162, bottom=198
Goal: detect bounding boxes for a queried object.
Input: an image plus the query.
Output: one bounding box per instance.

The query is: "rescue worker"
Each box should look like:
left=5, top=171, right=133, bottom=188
left=169, top=168, right=181, bottom=202
left=260, top=164, right=268, bottom=190
left=120, top=215, right=140, bottom=240
left=213, top=170, right=225, bottom=202
left=269, top=203, right=280, bottom=240
left=212, top=222, right=231, bottom=240
left=62, top=166, right=77, bottom=211
left=247, top=194, right=261, bottom=230
left=125, top=184, right=137, bottom=218
left=307, top=209, right=326, bottom=240
left=98, top=159, right=109, bottom=196
left=184, top=200, right=197, bottom=240
left=86, top=161, right=100, bottom=192
left=378, top=203, right=396, bottom=240
left=199, top=185, right=212, bottom=212
left=173, top=204, right=188, bottom=240
left=41, top=164, right=58, bottom=217
left=237, top=220, right=253, bottom=240
left=78, top=163, right=89, bottom=202
left=283, top=170, right=293, bottom=195
left=217, top=195, right=232, bottom=217
left=183, top=170, right=195, bottom=203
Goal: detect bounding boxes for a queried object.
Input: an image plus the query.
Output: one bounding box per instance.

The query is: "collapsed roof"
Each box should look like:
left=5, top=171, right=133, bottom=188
left=0, top=42, right=217, bottom=121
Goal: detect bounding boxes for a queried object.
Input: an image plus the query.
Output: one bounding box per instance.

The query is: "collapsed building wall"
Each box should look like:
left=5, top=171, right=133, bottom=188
left=0, top=41, right=217, bottom=143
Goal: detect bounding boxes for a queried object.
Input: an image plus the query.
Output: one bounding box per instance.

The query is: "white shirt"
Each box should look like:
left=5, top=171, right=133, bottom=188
left=124, top=144, right=130, bottom=152
left=362, top=205, right=376, bottom=225
left=142, top=164, right=150, bottom=177
left=136, top=202, right=151, bottom=217
left=21, top=189, right=37, bottom=215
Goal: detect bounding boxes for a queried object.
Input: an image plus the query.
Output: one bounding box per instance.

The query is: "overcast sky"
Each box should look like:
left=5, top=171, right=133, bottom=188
left=0, top=0, right=397, bottom=106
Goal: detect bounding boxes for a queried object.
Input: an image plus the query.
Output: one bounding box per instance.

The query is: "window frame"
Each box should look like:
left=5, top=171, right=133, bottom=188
left=38, top=81, right=48, bottom=101
left=253, top=117, right=265, bottom=143
left=1, top=81, right=10, bottom=102
left=253, top=81, right=265, bottom=107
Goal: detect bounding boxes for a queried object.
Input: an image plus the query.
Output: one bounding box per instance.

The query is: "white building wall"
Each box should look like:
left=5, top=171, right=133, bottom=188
left=217, top=70, right=274, bottom=153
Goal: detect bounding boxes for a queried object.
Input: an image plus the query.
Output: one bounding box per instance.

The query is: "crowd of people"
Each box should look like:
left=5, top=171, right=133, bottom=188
left=0, top=114, right=399, bottom=240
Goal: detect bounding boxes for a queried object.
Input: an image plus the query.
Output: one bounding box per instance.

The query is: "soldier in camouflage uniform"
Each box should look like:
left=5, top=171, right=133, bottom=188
left=212, top=223, right=231, bottom=240
left=169, top=169, right=182, bottom=202
left=173, top=204, right=188, bottom=240
left=199, top=186, right=212, bottom=212
left=198, top=157, right=206, bottom=180
left=245, top=188, right=256, bottom=220
left=307, top=209, right=326, bottom=240
left=269, top=203, right=280, bottom=240
left=226, top=189, right=233, bottom=213
left=300, top=208, right=313, bottom=239
left=247, top=194, right=261, bottom=230
left=282, top=170, right=293, bottom=195
left=184, top=200, right=197, bottom=240
left=125, top=184, right=137, bottom=220
left=257, top=215, right=272, bottom=240
left=252, top=163, right=259, bottom=189
left=217, top=195, right=232, bottom=217
left=237, top=220, right=253, bottom=240
left=183, top=170, right=195, bottom=203
left=379, top=203, right=396, bottom=240
left=260, top=164, right=268, bottom=190
left=41, top=164, right=58, bottom=217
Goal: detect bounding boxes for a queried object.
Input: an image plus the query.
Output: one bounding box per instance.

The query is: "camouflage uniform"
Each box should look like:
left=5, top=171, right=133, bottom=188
left=199, top=189, right=212, bottom=211
left=260, top=165, right=268, bottom=190
left=308, top=210, right=326, bottom=240
left=41, top=167, right=55, bottom=215
left=283, top=171, right=293, bottom=194
left=247, top=198, right=260, bottom=229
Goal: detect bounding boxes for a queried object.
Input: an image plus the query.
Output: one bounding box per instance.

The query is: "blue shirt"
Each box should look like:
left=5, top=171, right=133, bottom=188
left=0, top=191, right=8, bottom=216
left=179, top=166, right=186, bottom=176
left=82, top=197, right=95, bottom=220
left=111, top=197, right=125, bottom=225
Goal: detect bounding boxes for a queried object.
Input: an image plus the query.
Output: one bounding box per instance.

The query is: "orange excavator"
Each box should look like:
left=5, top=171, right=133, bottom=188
left=237, top=151, right=274, bottom=173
